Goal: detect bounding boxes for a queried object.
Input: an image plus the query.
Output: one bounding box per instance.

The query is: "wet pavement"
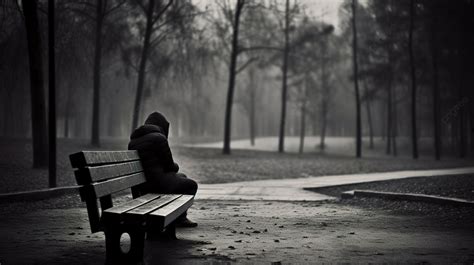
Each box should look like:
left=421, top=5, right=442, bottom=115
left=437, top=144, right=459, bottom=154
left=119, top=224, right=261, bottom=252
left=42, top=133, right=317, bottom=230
left=2, top=168, right=474, bottom=264
left=1, top=200, right=473, bottom=264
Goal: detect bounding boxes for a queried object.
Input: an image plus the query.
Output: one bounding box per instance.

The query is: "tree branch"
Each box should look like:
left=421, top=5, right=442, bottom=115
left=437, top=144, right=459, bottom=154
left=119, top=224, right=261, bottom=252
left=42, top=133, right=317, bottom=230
left=152, top=0, right=174, bottom=25
left=238, top=45, right=283, bottom=54
left=135, top=0, right=147, bottom=13
left=104, top=0, right=126, bottom=16
left=236, top=57, right=257, bottom=75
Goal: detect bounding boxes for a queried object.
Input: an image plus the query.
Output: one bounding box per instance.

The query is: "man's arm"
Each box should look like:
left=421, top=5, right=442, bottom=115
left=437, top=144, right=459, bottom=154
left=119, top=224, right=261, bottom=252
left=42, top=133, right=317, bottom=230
left=155, top=137, right=179, bottom=173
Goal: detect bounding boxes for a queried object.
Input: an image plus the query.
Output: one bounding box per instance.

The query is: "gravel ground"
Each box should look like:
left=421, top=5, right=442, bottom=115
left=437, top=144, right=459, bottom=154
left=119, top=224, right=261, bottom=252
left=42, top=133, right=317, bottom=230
left=333, top=197, right=474, bottom=228
left=1, top=138, right=473, bottom=193
left=309, top=175, right=474, bottom=225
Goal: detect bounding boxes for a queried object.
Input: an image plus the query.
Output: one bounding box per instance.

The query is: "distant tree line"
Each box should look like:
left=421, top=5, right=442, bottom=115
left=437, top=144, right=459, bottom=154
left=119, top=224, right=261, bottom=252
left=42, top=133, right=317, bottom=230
left=0, top=0, right=473, bottom=170
left=341, top=0, right=474, bottom=159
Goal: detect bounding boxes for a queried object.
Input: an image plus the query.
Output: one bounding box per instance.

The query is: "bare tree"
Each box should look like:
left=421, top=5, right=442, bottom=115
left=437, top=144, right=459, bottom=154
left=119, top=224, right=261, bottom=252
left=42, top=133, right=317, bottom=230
left=91, top=0, right=104, bottom=146
left=278, top=0, right=290, bottom=153
left=223, top=0, right=245, bottom=154
left=408, top=0, right=418, bottom=159
left=48, top=0, right=57, bottom=187
left=298, top=75, right=309, bottom=154
left=131, top=0, right=174, bottom=130
left=319, top=34, right=330, bottom=151
left=22, top=0, right=48, bottom=168
left=362, top=80, right=374, bottom=149
left=352, top=0, right=362, bottom=158
left=430, top=2, right=441, bottom=160
left=385, top=67, right=393, bottom=155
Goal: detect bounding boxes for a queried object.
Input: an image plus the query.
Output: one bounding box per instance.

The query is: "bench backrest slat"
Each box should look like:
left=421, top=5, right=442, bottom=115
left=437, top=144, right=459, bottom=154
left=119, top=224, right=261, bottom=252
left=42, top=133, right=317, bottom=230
left=70, top=151, right=140, bottom=168
left=75, top=161, right=144, bottom=185
left=81, top=172, right=147, bottom=199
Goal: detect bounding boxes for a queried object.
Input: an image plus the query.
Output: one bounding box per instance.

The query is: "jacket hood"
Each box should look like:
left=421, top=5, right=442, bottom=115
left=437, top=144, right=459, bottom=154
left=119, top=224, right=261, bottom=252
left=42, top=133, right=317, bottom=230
left=144, top=112, right=170, bottom=137
left=130, top=124, right=165, bottom=139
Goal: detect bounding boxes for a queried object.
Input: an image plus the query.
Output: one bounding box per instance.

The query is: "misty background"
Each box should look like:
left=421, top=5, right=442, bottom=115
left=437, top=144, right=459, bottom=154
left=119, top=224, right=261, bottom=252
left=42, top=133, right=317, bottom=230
left=1, top=0, right=474, bottom=172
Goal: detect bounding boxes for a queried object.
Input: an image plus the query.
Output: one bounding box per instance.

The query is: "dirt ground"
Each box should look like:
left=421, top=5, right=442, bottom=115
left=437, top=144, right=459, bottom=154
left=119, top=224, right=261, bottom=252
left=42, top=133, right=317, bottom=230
left=313, top=174, right=474, bottom=200
left=1, top=200, right=473, bottom=264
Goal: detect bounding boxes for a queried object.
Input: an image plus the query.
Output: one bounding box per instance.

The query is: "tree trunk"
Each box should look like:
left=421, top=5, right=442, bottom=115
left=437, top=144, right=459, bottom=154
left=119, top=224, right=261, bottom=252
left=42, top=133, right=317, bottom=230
left=381, top=101, right=386, bottom=141
left=409, top=0, right=419, bottom=159
left=64, top=77, right=73, bottom=138
left=312, top=115, right=318, bottom=136
left=470, top=104, right=474, bottom=154
left=363, top=81, right=374, bottom=149
left=352, top=0, right=362, bottom=158
left=385, top=76, right=393, bottom=155
left=91, top=0, right=104, bottom=146
left=223, top=0, right=245, bottom=154
left=299, top=97, right=306, bottom=154
left=320, top=93, right=328, bottom=151
left=132, top=0, right=155, bottom=131
left=431, top=4, right=441, bottom=160
left=299, top=78, right=309, bottom=154
left=22, top=0, right=48, bottom=168
left=278, top=0, right=290, bottom=153
left=249, top=68, right=256, bottom=146
left=458, top=90, right=467, bottom=158
left=320, top=109, right=327, bottom=151
left=392, top=92, right=398, bottom=157
left=320, top=37, right=328, bottom=151
left=2, top=71, right=13, bottom=136
left=48, top=0, right=57, bottom=187
left=64, top=109, right=70, bottom=138
left=456, top=17, right=468, bottom=158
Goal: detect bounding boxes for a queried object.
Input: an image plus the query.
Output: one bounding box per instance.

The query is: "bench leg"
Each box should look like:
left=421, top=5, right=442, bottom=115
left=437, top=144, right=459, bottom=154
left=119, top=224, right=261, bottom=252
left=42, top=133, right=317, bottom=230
left=163, top=223, right=177, bottom=240
left=146, top=223, right=177, bottom=241
left=105, top=227, right=145, bottom=264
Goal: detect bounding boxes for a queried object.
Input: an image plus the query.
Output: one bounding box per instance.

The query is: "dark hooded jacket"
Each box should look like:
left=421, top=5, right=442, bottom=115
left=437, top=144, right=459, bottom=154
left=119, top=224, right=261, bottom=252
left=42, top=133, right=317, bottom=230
left=128, top=112, right=179, bottom=174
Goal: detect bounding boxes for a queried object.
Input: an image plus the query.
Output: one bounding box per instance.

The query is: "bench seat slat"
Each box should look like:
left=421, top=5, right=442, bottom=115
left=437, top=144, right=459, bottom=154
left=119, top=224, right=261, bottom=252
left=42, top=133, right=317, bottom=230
left=87, top=172, right=147, bottom=198
left=126, top=194, right=181, bottom=216
left=76, top=161, right=144, bottom=184
left=70, top=151, right=140, bottom=168
left=148, top=195, right=194, bottom=228
left=104, top=193, right=162, bottom=215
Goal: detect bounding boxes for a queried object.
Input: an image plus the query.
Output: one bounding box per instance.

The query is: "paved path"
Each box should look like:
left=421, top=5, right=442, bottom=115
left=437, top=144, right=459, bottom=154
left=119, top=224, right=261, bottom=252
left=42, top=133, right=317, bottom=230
left=196, top=167, right=474, bottom=201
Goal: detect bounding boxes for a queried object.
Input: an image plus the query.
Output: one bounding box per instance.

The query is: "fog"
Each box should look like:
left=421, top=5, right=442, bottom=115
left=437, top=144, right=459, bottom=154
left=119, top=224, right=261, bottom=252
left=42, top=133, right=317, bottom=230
left=1, top=0, right=473, bottom=161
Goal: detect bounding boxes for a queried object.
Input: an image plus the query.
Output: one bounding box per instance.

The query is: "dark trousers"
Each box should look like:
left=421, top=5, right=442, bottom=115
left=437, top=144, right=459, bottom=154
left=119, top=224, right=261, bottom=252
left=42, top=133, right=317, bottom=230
left=144, top=172, right=198, bottom=220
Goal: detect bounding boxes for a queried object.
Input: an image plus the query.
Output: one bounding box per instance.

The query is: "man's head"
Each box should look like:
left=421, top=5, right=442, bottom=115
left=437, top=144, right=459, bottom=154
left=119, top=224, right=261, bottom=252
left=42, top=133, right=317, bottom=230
left=145, top=112, right=170, bottom=137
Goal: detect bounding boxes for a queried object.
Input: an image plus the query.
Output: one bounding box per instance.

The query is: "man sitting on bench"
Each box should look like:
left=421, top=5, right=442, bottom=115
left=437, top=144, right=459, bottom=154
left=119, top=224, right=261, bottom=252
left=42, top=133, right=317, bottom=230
left=129, top=111, right=198, bottom=227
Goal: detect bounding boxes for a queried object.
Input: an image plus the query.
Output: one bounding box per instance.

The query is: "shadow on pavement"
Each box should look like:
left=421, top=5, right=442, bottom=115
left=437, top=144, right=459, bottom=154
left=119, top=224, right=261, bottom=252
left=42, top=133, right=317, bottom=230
left=145, top=238, right=233, bottom=265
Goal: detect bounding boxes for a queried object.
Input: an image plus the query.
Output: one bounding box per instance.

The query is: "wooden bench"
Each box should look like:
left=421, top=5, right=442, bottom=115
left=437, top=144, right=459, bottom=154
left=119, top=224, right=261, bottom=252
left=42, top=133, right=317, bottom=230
left=70, top=150, right=194, bottom=264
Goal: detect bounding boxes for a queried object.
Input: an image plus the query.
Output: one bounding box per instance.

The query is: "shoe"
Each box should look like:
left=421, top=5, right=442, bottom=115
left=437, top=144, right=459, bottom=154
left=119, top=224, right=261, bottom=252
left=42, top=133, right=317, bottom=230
left=175, top=218, right=198, bottom=228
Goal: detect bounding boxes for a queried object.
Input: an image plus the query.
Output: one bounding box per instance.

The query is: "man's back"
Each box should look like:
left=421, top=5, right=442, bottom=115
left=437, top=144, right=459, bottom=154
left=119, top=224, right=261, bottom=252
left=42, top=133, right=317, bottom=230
left=128, top=114, right=179, bottom=174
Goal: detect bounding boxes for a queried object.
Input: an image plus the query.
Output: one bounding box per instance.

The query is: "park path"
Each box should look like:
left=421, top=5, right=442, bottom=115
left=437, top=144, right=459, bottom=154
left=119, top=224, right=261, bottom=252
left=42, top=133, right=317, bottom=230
left=196, top=166, right=474, bottom=201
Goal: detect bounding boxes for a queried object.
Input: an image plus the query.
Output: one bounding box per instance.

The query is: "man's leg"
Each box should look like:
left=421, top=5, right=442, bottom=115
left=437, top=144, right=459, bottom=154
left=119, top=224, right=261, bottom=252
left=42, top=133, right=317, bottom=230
left=153, top=172, right=198, bottom=226
left=172, top=173, right=198, bottom=227
left=174, top=173, right=198, bottom=195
